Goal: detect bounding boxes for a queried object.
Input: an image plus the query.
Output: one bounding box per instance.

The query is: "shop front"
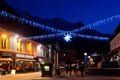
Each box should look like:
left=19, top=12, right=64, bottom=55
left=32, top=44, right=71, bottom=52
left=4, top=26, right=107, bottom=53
left=15, top=54, right=36, bottom=73
left=0, top=58, right=12, bottom=74
left=0, top=51, right=14, bottom=73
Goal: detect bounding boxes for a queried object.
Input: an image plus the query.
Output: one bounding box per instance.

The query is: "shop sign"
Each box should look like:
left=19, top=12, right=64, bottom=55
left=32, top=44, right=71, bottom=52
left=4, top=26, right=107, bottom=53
left=16, top=54, right=33, bottom=59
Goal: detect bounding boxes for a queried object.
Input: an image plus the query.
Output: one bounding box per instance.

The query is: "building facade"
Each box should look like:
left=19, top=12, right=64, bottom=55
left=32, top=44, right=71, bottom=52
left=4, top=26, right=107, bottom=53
left=109, top=32, right=120, bottom=67
left=0, top=27, right=50, bottom=73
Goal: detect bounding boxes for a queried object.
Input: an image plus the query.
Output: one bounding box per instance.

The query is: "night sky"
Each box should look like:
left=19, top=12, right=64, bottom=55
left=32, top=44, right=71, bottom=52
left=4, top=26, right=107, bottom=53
left=5, top=0, right=120, bottom=34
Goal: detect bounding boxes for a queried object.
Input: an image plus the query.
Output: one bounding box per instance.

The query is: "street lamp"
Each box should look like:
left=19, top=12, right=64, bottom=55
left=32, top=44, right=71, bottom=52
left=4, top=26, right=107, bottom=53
left=84, top=52, right=87, bottom=56
left=84, top=52, right=87, bottom=67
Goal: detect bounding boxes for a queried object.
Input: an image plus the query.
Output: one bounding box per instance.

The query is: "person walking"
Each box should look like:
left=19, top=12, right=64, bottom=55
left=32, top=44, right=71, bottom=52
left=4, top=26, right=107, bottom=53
left=69, top=64, right=72, bottom=76
left=56, top=67, right=60, bottom=77
left=73, top=64, right=77, bottom=74
left=75, top=63, right=79, bottom=75
left=79, top=63, right=85, bottom=77
left=65, top=64, right=69, bottom=74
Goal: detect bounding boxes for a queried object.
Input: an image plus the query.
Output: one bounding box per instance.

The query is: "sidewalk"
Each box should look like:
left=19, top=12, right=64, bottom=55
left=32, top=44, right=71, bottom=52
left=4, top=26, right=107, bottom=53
left=0, top=71, right=120, bottom=80
left=0, top=71, right=40, bottom=77
left=32, top=71, right=120, bottom=80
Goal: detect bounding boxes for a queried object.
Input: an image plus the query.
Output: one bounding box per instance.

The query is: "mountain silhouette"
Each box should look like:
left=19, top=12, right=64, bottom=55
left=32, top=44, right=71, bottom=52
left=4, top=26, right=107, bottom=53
left=0, top=0, right=111, bottom=55
left=0, top=0, right=18, bottom=16
left=13, top=8, right=110, bottom=37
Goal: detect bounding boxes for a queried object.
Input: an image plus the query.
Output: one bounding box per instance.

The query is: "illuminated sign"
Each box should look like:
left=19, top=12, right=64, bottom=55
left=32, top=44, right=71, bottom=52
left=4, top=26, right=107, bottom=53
left=16, top=54, right=33, bottom=59
left=44, top=66, right=50, bottom=71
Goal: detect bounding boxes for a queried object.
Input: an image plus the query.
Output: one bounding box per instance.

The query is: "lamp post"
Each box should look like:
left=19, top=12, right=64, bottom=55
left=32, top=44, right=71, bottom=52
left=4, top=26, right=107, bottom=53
left=84, top=52, right=87, bottom=67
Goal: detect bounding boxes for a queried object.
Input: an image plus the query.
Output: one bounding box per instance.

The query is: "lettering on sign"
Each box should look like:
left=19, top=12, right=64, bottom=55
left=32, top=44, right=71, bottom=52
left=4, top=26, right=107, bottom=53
left=16, top=54, right=33, bottom=59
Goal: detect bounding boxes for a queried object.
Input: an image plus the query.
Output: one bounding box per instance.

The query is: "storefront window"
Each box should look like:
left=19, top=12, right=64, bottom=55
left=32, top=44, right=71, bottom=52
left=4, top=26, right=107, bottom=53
left=15, top=61, right=23, bottom=71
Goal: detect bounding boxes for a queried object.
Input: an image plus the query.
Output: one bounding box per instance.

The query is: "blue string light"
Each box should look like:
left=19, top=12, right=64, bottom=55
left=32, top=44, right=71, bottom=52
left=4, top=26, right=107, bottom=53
left=0, top=10, right=64, bottom=33
left=0, top=10, right=114, bottom=41
left=24, top=33, right=109, bottom=41
left=70, top=15, right=120, bottom=33
left=1, top=10, right=120, bottom=34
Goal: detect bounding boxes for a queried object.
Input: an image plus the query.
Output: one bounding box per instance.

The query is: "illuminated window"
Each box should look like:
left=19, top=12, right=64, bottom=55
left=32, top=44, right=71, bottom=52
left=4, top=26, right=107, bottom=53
left=27, top=43, right=32, bottom=53
left=20, top=43, right=23, bottom=51
left=1, top=34, right=7, bottom=49
left=17, top=39, right=23, bottom=52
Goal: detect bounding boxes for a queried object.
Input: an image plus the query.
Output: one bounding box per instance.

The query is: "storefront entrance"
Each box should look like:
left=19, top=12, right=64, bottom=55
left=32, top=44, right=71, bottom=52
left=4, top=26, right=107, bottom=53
left=0, top=58, right=12, bottom=73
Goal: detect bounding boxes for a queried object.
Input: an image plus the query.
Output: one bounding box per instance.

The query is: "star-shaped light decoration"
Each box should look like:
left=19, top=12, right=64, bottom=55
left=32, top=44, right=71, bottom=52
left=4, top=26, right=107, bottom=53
left=63, top=34, right=72, bottom=42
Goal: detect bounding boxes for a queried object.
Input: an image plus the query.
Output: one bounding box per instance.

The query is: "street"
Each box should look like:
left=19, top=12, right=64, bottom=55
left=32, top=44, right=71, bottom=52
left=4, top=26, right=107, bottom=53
left=0, top=71, right=120, bottom=80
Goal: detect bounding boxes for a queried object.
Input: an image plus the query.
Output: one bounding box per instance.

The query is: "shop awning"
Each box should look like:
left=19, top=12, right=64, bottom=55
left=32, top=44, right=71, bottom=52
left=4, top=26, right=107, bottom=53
left=0, top=58, right=12, bottom=61
left=16, top=59, right=36, bottom=62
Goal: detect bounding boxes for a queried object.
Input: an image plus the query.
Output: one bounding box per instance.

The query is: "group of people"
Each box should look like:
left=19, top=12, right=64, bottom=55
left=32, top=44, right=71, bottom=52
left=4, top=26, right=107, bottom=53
left=65, top=62, right=86, bottom=77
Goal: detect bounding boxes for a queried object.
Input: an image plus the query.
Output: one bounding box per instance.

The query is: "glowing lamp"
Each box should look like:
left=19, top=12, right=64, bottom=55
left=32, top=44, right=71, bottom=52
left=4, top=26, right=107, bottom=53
left=84, top=52, right=87, bottom=56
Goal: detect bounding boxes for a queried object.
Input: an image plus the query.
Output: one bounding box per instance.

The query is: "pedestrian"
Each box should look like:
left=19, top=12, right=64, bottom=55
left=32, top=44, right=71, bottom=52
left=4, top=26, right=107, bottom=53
left=68, top=64, right=72, bottom=76
left=65, top=64, right=69, bottom=74
left=1, top=68, right=6, bottom=75
left=56, top=67, right=60, bottom=77
left=79, top=63, right=85, bottom=77
left=76, top=63, right=79, bottom=75
left=73, top=64, right=77, bottom=73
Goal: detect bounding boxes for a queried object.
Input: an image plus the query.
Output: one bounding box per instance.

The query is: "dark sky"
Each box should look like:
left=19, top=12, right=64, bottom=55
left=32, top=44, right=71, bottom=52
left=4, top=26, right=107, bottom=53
left=5, top=0, right=120, bottom=34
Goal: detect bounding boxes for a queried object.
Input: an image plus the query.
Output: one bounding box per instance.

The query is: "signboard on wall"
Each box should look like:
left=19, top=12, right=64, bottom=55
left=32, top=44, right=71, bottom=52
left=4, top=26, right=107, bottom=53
left=16, top=54, right=33, bottom=59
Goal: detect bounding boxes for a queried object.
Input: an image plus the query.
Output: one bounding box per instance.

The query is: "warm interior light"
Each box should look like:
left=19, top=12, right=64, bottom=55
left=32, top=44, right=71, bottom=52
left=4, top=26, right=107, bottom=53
left=15, top=35, right=18, bottom=38
left=2, top=34, right=6, bottom=38
left=17, top=41, right=20, bottom=50
left=27, top=43, right=32, bottom=53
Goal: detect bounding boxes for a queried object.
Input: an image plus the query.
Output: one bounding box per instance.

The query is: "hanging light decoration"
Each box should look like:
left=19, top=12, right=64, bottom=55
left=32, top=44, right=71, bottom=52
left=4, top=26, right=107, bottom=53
left=63, top=33, right=72, bottom=42
left=0, top=10, right=113, bottom=42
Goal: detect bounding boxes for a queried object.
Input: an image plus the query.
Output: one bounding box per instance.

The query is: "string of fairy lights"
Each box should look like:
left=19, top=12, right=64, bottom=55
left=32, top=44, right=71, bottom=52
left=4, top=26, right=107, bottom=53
left=1, top=10, right=119, bottom=42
